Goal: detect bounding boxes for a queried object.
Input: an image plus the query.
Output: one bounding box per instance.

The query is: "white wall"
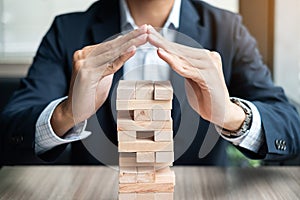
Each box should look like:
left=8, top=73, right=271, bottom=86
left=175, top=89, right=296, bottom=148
left=0, top=0, right=97, bottom=63
left=0, top=0, right=239, bottom=63
left=274, top=0, right=300, bottom=103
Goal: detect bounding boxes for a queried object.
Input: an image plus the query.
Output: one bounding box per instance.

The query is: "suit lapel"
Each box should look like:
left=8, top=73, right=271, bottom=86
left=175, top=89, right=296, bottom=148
left=91, top=0, right=120, bottom=44
left=177, top=0, right=209, bottom=48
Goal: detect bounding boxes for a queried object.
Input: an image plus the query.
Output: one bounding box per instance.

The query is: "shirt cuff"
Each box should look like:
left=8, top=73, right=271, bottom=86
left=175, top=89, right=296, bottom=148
left=216, top=98, right=265, bottom=153
left=35, top=97, right=91, bottom=155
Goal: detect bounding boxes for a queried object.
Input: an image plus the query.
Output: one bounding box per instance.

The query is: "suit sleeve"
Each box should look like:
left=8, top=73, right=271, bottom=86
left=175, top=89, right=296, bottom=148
left=229, top=15, right=300, bottom=161
left=0, top=17, right=70, bottom=164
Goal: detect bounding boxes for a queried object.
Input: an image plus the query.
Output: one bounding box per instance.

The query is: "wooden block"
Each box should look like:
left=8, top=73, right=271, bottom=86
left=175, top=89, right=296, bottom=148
left=135, top=80, right=154, bottom=100
left=136, top=152, right=155, bottom=163
left=120, top=166, right=137, bottom=173
left=119, top=193, right=136, bottom=200
left=119, top=172, right=137, bottom=183
left=155, top=167, right=175, bottom=184
left=116, top=100, right=172, bottom=110
left=117, top=80, right=136, bottom=100
left=119, top=166, right=137, bottom=183
left=118, top=131, right=136, bottom=141
left=134, top=110, right=152, bottom=121
left=117, top=119, right=172, bottom=131
left=119, top=153, right=141, bottom=166
left=152, top=109, right=171, bottom=121
left=120, top=193, right=172, bottom=200
left=119, top=140, right=173, bottom=152
left=137, top=166, right=155, bottom=183
left=120, top=152, right=136, bottom=158
left=119, top=153, right=172, bottom=167
left=154, top=130, right=173, bottom=142
left=119, top=158, right=172, bottom=167
left=137, top=166, right=155, bottom=173
left=119, top=183, right=174, bottom=193
left=119, top=152, right=136, bottom=166
left=154, top=81, right=173, bottom=100
left=155, top=193, right=173, bottom=200
left=136, top=193, right=155, bottom=200
left=155, top=152, right=174, bottom=163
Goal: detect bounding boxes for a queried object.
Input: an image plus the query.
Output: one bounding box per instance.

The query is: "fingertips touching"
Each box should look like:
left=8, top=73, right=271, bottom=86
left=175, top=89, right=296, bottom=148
left=139, top=24, right=148, bottom=32
left=137, top=33, right=148, bottom=42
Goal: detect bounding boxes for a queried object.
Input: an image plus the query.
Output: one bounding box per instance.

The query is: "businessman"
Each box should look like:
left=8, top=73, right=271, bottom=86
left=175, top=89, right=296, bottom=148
left=1, top=0, right=300, bottom=165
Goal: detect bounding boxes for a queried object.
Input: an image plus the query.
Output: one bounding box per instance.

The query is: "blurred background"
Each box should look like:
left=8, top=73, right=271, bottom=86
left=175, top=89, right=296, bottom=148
left=0, top=0, right=299, bottom=166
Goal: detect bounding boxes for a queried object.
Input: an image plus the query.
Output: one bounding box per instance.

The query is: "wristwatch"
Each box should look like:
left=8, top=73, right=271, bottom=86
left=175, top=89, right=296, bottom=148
left=217, top=97, right=253, bottom=138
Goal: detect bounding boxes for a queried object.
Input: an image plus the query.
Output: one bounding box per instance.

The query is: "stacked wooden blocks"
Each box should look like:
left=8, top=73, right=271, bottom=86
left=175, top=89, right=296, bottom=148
left=117, top=80, right=175, bottom=200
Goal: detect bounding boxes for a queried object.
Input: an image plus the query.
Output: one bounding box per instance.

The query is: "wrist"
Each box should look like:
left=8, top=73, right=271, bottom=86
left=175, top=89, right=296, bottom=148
left=50, top=99, right=74, bottom=137
left=223, top=100, right=246, bottom=131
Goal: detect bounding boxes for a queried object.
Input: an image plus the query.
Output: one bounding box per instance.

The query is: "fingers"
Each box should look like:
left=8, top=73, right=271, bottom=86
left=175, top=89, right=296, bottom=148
left=74, top=26, right=148, bottom=72
left=82, top=33, right=146, bottom=70
left=147, top=25, right=211, bottom=61
left=87, top=25, right=148, bottom=58
left=147, top=25, right=172, bottom=50
left=100, top=45, right=137, bottom=77
left=157, top=48, right=197, bottom=80
left=116, top=24, right=148, bottom=47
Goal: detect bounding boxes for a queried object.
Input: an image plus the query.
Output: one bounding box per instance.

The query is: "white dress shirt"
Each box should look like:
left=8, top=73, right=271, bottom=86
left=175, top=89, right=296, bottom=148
left=35, top=0, right=264, bottom=155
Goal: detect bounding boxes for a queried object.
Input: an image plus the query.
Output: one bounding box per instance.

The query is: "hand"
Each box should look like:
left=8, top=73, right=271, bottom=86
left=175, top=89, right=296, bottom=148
left=51, top=25, right=148, bottom=136
left=147, top=25, right=245, bottom=130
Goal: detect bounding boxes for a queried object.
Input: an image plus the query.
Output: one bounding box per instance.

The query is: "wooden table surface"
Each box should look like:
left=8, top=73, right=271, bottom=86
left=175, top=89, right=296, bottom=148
left=0, top=166, right=299, bottom=200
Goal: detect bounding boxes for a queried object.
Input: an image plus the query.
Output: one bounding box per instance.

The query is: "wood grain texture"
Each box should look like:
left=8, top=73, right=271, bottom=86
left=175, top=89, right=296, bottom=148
left=134, top=110, right=152, bottom=121
left=118, top=131, right=136, bottom=141
left=135, top=80, right=154, bottom=100
left=119, top=193, right=136, bottom=200
left=136, top=172, right=155, bottom=183
left=154, top=130, right=173, bottom=142
left=119, top=172, right=137, bottom=183
left=119, top=193, right=173, bottom=200
left=117, top=119, right=172, bottom=131
left=152, top=109, right=171, bottom=121
left=119, top=140, right=173, bottom=152
left=155, top=167, right=176, bottom=184
left=119, top=183, right=174, bottom=193
left=136, top=152, right=155, bottom=163
left=119, top=153, right=172, bottom=167
left=116, top=100, right=172, bottom=110
left=117, top=80, right=136, bottom=100
left=1, top=166, right=300, bottom=199
left=154, top=81, right=173, bottom=100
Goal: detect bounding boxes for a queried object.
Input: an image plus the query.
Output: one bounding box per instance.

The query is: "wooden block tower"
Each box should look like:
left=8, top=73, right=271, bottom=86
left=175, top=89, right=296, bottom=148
left=117, top=80, right=175, bottom=200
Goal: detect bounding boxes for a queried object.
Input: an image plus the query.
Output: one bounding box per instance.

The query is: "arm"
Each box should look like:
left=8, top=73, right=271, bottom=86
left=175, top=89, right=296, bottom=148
left=0, top=17, right=149, bottom=164
left=148, top=20, right=300, bottom=161
left=229, top=15, right=300, bottom=160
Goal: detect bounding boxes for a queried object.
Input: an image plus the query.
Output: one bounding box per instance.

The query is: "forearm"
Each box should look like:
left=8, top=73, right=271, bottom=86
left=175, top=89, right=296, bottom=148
left=35, top=97, right=91, bottom=155
left=222, top=101, right=246, bottom=131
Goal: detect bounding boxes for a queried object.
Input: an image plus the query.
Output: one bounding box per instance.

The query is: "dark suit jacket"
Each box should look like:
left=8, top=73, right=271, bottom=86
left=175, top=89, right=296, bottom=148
left=1, top=0, right=300, bottom=165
